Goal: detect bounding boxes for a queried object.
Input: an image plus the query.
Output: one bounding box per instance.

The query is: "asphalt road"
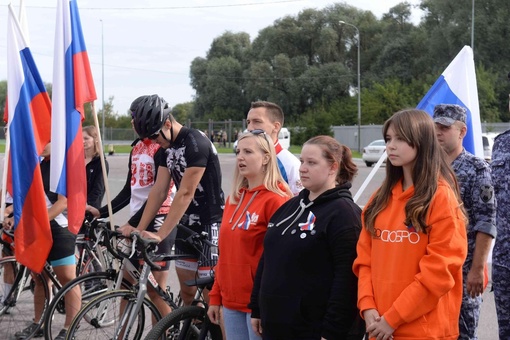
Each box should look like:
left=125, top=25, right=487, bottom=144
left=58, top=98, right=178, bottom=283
left=0, top=152, right=498, bottom=339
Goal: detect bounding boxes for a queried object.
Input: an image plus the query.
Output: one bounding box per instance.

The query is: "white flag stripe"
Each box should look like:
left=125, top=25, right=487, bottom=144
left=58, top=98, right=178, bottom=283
left=442, top=46, right=483, bottom=158
left=6, top=4, right=28, bottom=125
left=50, top=0, right=72, bottom=193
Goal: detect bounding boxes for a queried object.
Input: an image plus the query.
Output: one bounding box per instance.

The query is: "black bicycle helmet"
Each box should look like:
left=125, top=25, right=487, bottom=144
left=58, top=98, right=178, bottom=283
left=130, top=94, right=170, bottom=139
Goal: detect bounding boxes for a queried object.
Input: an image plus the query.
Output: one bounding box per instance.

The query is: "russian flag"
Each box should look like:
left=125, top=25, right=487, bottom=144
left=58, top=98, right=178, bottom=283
left=417, top=45, right=483, bottom=158
left=2, top=0, right=29, bottom=124
left=51, top=0, right=97, bottom=234
left=299, top=211, right=316, bottom=231
left=7, top=4, right=52, bottom=273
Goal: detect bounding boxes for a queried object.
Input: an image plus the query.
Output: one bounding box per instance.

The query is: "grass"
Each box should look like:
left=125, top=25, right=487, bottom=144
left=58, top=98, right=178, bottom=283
left=0, top=144, right=361, bottom=158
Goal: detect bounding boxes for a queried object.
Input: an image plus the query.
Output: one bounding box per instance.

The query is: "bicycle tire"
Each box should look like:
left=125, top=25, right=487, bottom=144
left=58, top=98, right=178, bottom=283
left=0, top=256, right=50, bottom=339
left=43, top=270, right=131, bottom=340
left=66, top=289, right=162, bottom=340
left=145, top=305, right=222, bottom=340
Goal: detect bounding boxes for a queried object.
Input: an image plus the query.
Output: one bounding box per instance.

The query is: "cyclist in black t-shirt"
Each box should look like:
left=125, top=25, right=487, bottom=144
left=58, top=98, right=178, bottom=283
left=118, top=94, right=224, bottom=306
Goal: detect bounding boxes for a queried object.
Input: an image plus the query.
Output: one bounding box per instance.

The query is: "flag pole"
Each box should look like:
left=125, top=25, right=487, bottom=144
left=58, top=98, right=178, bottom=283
left=353, top=151, right=386, bottom=204
left=91, top=101, right=114, bottom=229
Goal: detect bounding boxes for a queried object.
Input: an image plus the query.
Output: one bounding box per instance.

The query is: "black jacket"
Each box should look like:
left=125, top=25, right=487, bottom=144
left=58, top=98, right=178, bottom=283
left=249, top=183, right=365, bottom=340
left=86, top=155, right=109, bottom=209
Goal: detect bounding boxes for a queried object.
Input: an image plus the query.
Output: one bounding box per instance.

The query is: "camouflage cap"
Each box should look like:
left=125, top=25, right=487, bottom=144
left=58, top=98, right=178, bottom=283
left=433, top=104, right=467, bottom=126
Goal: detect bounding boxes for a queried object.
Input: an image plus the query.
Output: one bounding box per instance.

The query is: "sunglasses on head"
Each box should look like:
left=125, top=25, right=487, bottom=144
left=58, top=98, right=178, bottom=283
left=249, top=129, right=272, bottom=149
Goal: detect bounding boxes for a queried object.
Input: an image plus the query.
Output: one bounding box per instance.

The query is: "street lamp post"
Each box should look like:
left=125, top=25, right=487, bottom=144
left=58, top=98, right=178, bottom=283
left=340, top=20, right=361, bottom=153
left=100, top=19, right=105, bottom=142
left=471, top=0, right=475, bottom=52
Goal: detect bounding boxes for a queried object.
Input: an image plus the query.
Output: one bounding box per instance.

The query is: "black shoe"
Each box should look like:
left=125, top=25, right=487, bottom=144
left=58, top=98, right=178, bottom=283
left=14, top=323, right=43, bottom=339
left=54, top=328, right=68, bottom=340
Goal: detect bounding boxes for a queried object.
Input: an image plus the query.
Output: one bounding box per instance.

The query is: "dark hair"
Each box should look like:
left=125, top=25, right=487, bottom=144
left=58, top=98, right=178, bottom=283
left=304, top=135, right=357, bottom=185
left=250, top=101, right=284, bottom=126
left=363, top=109, right=464, bottom=234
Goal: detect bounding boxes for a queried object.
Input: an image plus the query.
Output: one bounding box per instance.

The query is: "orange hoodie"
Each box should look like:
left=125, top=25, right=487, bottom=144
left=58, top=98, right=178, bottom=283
left=209, top=184, right=290, bottom=312
left=353, top=179, right=467, bottom=339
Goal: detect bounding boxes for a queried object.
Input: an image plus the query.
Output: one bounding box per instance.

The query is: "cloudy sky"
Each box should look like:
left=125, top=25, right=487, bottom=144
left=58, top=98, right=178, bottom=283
left=0, top=0, right=422, bottom=115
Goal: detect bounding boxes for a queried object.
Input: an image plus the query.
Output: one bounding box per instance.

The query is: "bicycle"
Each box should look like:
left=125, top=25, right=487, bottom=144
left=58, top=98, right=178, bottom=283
left=64, top=227, right=193, bottom=340
left=0, top=217, right=114, bottom=339
left=65, top=224, right=221, bottom=340
left=43, top=219, right=131, bottom=339
left=144, top=224, right=222, bottom=340
left=144, top=277, right=222, bottom=340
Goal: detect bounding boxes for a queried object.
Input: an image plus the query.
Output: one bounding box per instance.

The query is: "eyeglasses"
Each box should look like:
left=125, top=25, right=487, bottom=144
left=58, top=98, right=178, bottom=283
left=249, top=129, right=272, bottom=150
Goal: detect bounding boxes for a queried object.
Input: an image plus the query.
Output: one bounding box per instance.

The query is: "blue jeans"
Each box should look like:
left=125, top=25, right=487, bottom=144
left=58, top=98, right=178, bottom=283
left=222, top=306, right=261, bottom=340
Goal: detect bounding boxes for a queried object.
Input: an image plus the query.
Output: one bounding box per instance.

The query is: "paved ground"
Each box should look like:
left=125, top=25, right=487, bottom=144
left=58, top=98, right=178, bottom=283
left=0, top=152, right=500, bottom=339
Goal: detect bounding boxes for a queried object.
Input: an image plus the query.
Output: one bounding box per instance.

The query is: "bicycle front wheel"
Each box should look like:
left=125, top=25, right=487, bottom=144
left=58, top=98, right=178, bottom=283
left=145, top=305, right=222, bottom=340
left=66, top=289, right=161, bottom=340
left=44, top=270, right=131, bottom=339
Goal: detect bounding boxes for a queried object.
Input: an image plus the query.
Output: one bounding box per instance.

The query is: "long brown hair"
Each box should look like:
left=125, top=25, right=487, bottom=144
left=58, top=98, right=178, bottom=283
left=363, top=109, right=464, bottom=234
left=304, top=135, right=357, bottom=185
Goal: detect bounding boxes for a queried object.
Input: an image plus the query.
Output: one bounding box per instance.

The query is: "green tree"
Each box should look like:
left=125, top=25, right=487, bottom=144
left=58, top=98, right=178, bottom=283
left=476, top=65, right=499, bottom=122
left=183, top=0, right=509, bottom=124
left=0, top=81, right=6, bottom=122
left=293, top=108, right=333, bottom=146
left=172, top=102, right=194, bottom=123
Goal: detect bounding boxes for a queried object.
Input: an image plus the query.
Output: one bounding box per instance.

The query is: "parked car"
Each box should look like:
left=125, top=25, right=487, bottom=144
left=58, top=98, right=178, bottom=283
left=482, top=132, right=498, bottom=161
left=362, top=139, right=386, bottom=167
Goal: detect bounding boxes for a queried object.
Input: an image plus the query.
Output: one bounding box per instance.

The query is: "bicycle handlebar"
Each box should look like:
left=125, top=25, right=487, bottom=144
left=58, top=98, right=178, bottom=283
left=176, top=224, right=216, bottom=248
left=86, top=220, right=216, bottom=271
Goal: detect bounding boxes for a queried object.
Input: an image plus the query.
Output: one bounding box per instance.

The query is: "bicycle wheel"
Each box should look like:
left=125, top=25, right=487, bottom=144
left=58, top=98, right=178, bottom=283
left=66, top=289, right=161, bottom=340
left=0, top=257, right=50, bottom=339
left=44, top=270, right=131, bottom=340
left=145, top=305, right=222, bottom=340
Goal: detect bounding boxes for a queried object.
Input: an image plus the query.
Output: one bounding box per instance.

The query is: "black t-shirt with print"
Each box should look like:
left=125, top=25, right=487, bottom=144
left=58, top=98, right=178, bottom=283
left=161, top=127, right=224, bottom=224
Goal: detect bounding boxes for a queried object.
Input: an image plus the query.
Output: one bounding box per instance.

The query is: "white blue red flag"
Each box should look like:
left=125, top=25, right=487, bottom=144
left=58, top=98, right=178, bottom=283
left=51, top=0, right=97, bottom=234
left=238, top=212, right=251, bottom=230
left=299, top=211, right=316, bottom=231
left=7, top=4, right=52, bottom=273
left=417, top=45, right=483, bottom=158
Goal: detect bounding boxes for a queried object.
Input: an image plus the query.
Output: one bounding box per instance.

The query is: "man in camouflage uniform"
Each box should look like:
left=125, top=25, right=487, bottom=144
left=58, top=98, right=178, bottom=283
left=434, top=104, right=496, bottom=340
left=491, top=129, right=510, bottom=339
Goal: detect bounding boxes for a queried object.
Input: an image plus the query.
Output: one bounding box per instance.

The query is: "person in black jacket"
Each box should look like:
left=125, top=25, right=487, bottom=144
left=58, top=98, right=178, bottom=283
left=249, top=135, right=365, bottom=340
left=83, top=125, right=109, bottom=209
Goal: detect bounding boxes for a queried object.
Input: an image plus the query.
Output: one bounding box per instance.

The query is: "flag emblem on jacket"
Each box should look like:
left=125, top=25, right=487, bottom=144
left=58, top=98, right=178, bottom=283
left=238, top=212, right=251, bottom=230
left=299, top=212, right=316, bottom=231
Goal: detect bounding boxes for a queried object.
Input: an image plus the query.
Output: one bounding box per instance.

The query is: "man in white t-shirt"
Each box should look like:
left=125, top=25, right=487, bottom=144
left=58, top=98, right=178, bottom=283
left=246, top=101, right=303, bottom=195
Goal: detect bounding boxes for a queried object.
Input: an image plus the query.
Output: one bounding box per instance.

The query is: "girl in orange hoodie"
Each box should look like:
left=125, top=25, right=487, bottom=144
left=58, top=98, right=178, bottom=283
left=207, top=130, right=292, bottom=339
left=353, top=109, right=468, bottom=340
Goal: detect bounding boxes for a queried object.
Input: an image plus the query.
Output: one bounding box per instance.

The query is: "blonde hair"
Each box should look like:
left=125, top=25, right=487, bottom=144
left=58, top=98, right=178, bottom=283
left=363, top=109, right=465, bottom=234
left=229, top=131, right=292, bottom=204
left=83, top=125, right=100, bottom=157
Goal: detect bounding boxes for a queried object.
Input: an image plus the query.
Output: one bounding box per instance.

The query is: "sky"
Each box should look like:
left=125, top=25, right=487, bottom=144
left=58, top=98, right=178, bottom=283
left=0, top=0, right=422, bottom=116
